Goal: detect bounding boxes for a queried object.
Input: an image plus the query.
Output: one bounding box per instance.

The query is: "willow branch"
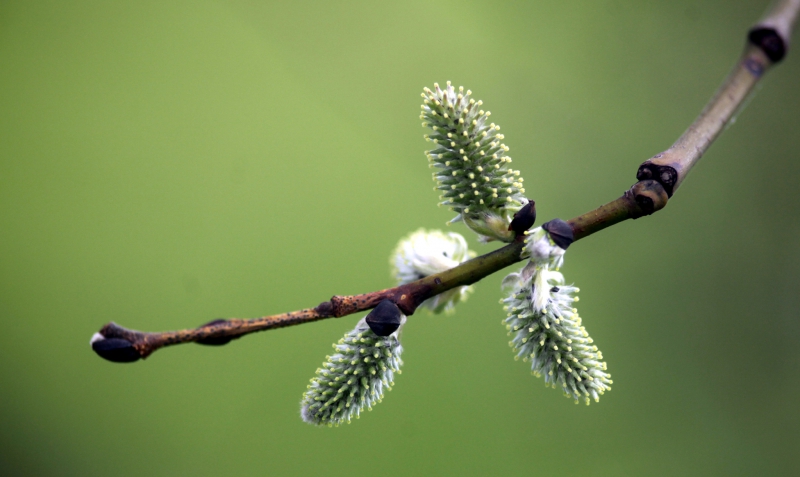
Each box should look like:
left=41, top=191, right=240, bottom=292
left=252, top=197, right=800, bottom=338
left=94, top=238, right=527, bottom=360
left=91, top=1, right=798, bottom=362
left=637, top=0, right=798, bottom=196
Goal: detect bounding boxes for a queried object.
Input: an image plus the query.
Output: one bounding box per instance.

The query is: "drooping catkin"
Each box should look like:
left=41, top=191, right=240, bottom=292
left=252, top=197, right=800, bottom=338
left=500, top=226, right=612, bottom=404
left=301, top=317, right=404, bottom=426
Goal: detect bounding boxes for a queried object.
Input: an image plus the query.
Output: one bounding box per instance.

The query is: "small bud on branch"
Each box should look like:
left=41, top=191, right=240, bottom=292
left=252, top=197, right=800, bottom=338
left=301, top=315, right=405, bottom=426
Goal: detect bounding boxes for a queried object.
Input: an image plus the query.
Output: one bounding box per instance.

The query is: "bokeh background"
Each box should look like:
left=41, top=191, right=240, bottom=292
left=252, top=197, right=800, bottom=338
left=2, top=1, right=799, bottom=475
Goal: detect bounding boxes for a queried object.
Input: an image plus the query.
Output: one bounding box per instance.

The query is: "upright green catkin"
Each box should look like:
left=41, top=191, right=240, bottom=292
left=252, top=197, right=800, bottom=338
left=421, top=81, right=527, bottom=242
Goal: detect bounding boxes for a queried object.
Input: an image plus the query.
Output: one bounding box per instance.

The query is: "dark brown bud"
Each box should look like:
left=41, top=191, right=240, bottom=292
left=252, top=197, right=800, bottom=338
left=508, top=200, right=536, bottom=235
left=365, top=300, right=403, bottom=337
left=196, top=319, right=239, bottom=346
left=91, top=335, right=141, bottom=363
left=629, top=180, right=668, bottom=217
left=748, top=27, right=786, bottom=63
left=636, top=161, right=677, bottom=197
left=541, top=219, right=575, bottom=250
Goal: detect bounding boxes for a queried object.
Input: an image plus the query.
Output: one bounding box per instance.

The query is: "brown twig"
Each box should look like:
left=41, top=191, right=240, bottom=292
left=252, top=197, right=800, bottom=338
left=637, top=0, right=798, bottom=197
left=91, top=0, right=799, bottom=362
left=93, top=237, right=528, bottom=360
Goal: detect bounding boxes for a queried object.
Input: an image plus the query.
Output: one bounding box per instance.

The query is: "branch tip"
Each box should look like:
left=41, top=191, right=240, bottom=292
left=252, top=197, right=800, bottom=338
left=90, top=332, right=141, bottom=363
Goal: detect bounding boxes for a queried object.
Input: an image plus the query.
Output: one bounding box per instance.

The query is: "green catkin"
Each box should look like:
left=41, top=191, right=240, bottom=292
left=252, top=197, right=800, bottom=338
left=301, top=318, right=403, bottom=425
left=501, top=228, right=612, bottom=404
left=421, top=82, right=527, bottom=242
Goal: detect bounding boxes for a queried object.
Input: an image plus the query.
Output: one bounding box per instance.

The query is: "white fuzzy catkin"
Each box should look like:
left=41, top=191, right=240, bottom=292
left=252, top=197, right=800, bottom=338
left=301, top=317, right=404, bottom=426
left=501, top=228, right=612, bottom=404
left=391, top=228, right=474, bottom=313
left=421, top=82, right=527, bottom=242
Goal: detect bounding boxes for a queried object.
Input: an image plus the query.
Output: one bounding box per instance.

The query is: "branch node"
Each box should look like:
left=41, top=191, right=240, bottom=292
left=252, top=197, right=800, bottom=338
left=509, top=200, right=537, bottom=236
left=748, top=27, right=787, bottom=63
left=628, top=180, right=669, bottom=218
left=365, top=300, right=403, bottom=336
left=637, top=159, right=678, bottom=197
left=541, top=219, right=575, bottom=249
left=314, top=300, right=335, bottom=317
left=196, top=319, right=237, bottom=346
left=329, top=296, right=349, bottom=317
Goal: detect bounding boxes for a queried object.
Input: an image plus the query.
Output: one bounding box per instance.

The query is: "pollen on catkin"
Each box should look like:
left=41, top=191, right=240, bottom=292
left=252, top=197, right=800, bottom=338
left=421, top=82, right=527, bottom=242
left=500, top=228, right=611, bottom=404
left=301, top=317, right=404, bottom=426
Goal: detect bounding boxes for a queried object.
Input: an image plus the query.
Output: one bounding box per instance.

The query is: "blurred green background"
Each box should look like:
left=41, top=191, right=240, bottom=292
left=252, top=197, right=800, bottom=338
left=2, top=1, right=799, bottom=475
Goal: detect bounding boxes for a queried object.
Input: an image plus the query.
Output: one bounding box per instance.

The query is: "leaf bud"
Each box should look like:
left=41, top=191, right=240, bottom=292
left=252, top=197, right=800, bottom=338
left=541, top=219, right=574, bottom=250
left=90, top=333, right=141, bottom=363
left=508, top=200, right=536, bottom=235
left=365, top=300, right=403, bottom=336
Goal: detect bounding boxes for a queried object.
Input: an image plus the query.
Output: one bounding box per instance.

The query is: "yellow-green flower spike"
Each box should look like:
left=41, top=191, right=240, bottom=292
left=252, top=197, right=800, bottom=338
left=502, top=269, right=611, bottom=404
left=501, top=228, right=611, bottom=404
left=421, top=82, right=528, bottom=242
left=301, top=316, right=404, bottom=426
